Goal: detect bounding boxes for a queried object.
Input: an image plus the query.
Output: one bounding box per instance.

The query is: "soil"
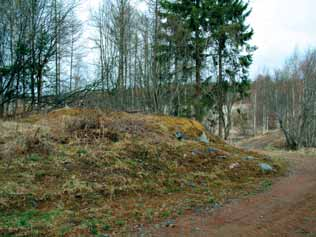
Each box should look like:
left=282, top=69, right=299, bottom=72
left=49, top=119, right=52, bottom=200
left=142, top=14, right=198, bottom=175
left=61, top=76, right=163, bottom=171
left=135, top=146, right=316, bottom=236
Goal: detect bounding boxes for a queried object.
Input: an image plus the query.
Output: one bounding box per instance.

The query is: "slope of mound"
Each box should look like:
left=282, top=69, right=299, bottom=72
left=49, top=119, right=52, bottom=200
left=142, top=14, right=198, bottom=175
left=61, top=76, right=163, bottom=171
left=0, top=108, right=286, bottom=236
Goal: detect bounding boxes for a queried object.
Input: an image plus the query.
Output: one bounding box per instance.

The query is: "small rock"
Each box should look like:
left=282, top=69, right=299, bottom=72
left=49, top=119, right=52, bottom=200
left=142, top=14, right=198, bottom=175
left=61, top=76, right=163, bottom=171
left=229, top=162, right=240, bottom=169
left=175, top=131, right=184, bottom=140
left=164, top=219, right=176, bottom=227
left=242, top=156, right=256, bottom=161
left=259, top=163, right=273, bottom=173
left=194, top=207, right=203, bottom=214
left=216, top=155, right=228, bottom=160
left=192, top=227, right=201, bottom=232
left=63, top=161, right=73, bottom=170
left=207, top=148, right=218, bottom=153
left=198, top=132, right=209, bottom=144
left=192, top=149, right=204, bottom=156
left=187, top=181, right=196, bottom=188
left=211, top=202, right=222, bottom=209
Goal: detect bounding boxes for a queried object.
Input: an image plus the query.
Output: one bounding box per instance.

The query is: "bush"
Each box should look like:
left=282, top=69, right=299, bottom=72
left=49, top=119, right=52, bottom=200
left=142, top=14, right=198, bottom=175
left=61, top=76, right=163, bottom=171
left=64, top=116, right=100, bottom=133
left=21, top=135, right=52, bottom=156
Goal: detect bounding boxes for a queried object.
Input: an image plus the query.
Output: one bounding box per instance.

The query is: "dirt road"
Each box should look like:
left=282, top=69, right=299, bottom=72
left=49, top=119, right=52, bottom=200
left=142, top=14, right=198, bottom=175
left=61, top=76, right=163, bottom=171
left=140, top=150, right=316, bottom=237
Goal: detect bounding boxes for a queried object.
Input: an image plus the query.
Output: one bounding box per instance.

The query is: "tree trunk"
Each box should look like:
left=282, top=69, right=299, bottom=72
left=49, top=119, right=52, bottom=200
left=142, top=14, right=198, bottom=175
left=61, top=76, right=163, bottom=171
left=0, top=75, right=4, bottom=117
left=152, top=0, right=160, bottom=113
left=253, top=92, right=257, bottom=135
left=195, top=28, right=202, bottom=121
left=218, top=47, right=224, bottom=138
left=37, top=66, right=43, bottom=109
left=70, top=32, right=74, bottom=91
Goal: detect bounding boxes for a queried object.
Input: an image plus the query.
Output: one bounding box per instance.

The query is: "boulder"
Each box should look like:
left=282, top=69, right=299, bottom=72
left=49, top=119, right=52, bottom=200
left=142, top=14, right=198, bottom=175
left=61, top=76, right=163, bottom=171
left=259, top=163, right=273, bottom=173
left=198, top=132, right=209, bottom=144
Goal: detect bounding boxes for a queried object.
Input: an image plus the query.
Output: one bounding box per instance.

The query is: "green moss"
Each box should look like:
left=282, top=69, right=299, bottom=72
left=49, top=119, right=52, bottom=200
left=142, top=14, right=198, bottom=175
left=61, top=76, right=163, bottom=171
left=102, top=223, right=111, bottom=231
left=27, top=154, right=42, bottom=162
left=161, top=210, right=171, bottom=218
left=0, top=209, right=62, bottom=229
left=115, top=219, right=125, bottom=227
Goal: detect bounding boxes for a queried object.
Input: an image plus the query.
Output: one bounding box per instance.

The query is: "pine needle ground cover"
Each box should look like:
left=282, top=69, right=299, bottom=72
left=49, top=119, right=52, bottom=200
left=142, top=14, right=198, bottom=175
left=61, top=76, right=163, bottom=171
left=0, top=108, right=286, bottom=236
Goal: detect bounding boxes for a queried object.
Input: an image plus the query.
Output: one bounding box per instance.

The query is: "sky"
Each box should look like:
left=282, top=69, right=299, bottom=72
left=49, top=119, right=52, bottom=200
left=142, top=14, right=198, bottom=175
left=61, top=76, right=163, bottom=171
left=77, top=0, right=316, bottom=78
left=248, top=0, right=316, bottom=76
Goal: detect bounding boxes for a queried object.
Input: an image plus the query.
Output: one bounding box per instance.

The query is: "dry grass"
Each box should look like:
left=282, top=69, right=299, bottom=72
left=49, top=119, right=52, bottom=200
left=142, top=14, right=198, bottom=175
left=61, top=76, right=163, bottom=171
left=0, top=109, right=286, bottom=236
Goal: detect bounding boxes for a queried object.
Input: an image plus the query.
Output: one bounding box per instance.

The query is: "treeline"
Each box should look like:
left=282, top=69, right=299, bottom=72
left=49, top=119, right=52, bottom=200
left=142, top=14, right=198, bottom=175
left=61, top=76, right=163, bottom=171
left=251, top=50, right=316, bottom=149
left=90, top=0, right=255, bottom=139
left=2, top=1, right=315, bottom=147
left=0, top=0, right=84, bottom=116
left=0, top=0, right=254, bottom=140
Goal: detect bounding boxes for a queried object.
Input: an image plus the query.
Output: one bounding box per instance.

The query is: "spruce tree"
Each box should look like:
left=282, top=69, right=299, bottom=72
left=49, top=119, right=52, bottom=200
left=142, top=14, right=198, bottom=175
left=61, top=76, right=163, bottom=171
left=160, top=0, right=254, bottom=134
left=160, top=0, right=211, bottom=121
left=209, top=0, right=255, bottom=138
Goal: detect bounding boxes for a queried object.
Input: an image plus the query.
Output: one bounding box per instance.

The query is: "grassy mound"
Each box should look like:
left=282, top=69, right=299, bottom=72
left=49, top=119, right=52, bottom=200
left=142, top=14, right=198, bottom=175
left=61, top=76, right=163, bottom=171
left=0, top=108, right=286, bottom=236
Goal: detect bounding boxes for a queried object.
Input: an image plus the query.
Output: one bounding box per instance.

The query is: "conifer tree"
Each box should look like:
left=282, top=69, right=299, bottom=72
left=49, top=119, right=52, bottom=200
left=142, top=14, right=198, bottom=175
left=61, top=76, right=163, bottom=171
left=160, top=0, right=211, bottom=120
left=160, top=0, right=255, bottom=136
left=209, top=0, right=255, bottom=138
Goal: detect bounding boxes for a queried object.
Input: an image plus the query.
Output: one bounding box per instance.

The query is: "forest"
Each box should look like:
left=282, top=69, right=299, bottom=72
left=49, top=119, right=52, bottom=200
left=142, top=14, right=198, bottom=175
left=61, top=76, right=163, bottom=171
left=0, top=0, right=254, bottom=138
left=2, top=0, right=315, bottom=149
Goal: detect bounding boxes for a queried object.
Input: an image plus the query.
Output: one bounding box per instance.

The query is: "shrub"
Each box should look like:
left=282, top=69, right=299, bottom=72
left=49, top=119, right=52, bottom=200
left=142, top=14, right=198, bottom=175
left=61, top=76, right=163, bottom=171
left=64, top=116, right=100, bottom=133
left=21, top=134, right=53, bottom=156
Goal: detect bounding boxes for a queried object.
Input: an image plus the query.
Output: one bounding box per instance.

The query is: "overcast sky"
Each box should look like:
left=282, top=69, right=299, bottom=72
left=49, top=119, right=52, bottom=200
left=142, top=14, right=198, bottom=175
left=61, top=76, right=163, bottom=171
left=78, top=0, right=316, bottom=78
left=249, top=0, right=316, bottom=76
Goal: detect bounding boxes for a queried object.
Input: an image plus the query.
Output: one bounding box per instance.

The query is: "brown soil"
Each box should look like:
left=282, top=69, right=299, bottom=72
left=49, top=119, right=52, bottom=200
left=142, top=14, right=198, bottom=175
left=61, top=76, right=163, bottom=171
left=139, top=150, right=316, bottom=237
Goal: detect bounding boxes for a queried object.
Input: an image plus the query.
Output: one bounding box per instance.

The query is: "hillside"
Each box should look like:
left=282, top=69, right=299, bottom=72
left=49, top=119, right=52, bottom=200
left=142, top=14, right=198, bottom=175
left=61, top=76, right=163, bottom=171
left=0, top=108, right=285, bottom=236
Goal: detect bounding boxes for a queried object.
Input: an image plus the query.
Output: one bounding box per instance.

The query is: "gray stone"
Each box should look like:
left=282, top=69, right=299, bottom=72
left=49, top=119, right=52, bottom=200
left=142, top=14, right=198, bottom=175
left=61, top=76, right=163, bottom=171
left=242, top=156, right=256, bottom=161
left=192, top=227, right=201, bottom=232
left=259, top=163, right=273, bottom=173
left=216, top=155, right=228, bottom=160
left=164, top=219, right=176, bottom=227
left=211, top=202, right=222, bottom=209
left=175, top=131, right=184, bottom=140
left=207, top=148, right=219, bottom=153
left=187, top=181, right=196, bottom=188
left=192, top=149, right=204, bottom=156
left=198, top=132, right=209, bottom=144
left=229, top=162, right=240, bottom=169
